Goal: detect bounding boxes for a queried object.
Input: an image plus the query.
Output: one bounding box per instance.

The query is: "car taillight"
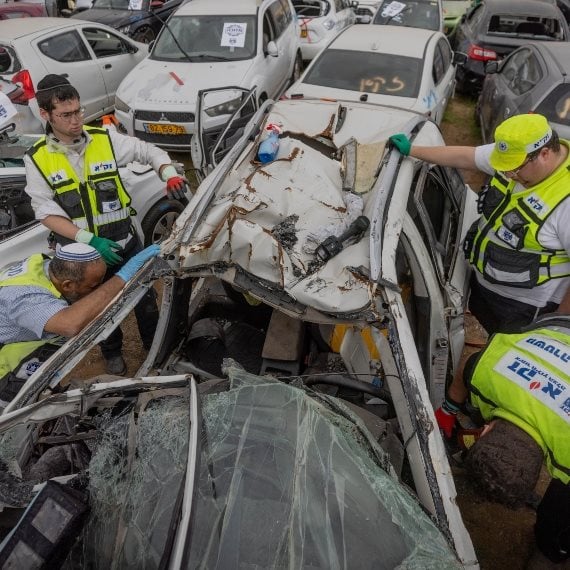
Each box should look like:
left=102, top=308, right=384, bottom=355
left=12, top=69, right=35, bottom=102
left=8, top=84, right=28, bottom=105
left=467, top=44, right=497, bottom=61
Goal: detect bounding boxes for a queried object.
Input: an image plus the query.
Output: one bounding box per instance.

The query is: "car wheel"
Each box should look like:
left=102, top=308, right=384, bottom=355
left=141, top=199, right=185, bottom=246
left=291, top=52, right=303, bottom=84
left=132, top=26, right=156, bottom=44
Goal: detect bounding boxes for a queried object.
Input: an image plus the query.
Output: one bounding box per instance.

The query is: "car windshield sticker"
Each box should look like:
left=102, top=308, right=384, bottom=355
left=221, top=23, right=247, bottom=48
left=381, top=1, right=406, bottom=18
left=360, top=76, right=405, bottom=93
left=0, top=92, right=17, bottom=125
left=128, top=0, right=142, bottom=9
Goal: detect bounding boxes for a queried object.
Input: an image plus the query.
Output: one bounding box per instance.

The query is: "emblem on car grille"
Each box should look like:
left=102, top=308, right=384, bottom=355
left=159, top=113, right=169, bottom=122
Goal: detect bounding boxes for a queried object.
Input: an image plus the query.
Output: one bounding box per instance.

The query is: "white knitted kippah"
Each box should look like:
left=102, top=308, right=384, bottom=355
left=55, top=243, right=101, bottom=262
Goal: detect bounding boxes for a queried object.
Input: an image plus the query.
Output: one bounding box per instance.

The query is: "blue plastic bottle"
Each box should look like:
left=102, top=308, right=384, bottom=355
left=257, top=130, right=280, bottom=163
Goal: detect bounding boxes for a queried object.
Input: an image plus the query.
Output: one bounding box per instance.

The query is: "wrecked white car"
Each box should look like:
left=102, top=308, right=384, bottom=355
left=0, top=123, right=186, bottom=268
left=0, top=91, right=480, bottom=567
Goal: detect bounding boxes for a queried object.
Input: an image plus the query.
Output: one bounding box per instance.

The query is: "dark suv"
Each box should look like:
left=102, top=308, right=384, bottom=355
left=450, top=0, right=569, bottom=94
left=71, top=0, right=182, bottom=43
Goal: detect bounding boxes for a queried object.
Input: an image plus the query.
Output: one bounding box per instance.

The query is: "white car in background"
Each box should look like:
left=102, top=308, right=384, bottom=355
left=292, top=0, right=357, bottom=61
left=114, top=0, right=302, bottom=150
left=286, top=24, right=457, bottom=124
left=354, top=0, right=380, bottom=22
left=0, top=17, right=147, bottom=133
left=0, top=125, right=186, bottom=269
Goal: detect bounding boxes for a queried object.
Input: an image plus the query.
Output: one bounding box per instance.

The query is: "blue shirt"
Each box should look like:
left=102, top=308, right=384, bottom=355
left=0, top=260, right=68, bottom=344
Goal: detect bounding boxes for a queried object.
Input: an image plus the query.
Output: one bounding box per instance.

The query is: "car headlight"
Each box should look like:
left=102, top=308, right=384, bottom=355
left=204, top=96, right=242, bottom=117
left=115, top=95, right=130, bottom=114
left=322, top=19, right=335, bottom=30
left=119, top=25, right=131, bottom=34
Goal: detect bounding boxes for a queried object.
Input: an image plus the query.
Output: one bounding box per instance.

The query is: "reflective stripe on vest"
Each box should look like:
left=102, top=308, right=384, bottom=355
left=468, top=145, right=570, bottom=288
left=28, top=126, right=133, bottom=243
left=0, top=254, right=64, bottom=389
left=469, top=324, right=570, bottom=483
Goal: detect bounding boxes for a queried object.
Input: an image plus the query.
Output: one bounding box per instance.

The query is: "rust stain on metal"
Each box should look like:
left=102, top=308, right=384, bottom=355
left=187, top=205, right=249, bottom=253
left=317, top=200, right=347, bottom=212
left=318, top=114, right=336, bottom=139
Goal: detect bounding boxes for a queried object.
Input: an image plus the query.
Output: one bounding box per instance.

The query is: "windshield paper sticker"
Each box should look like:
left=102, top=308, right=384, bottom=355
left=221, top=23, right=247, bottom=48
left=128, top=0, right=143, bottom=9
left=0, top=92, right=17, bottom=125
left=381, top=1, right=406, bottom=18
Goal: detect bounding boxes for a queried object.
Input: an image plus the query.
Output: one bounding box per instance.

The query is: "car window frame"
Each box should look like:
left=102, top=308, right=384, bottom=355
left=82, top=26, right=134, bottom=59
left=37, top=29, right=92, bottom=63
left=408, top=164, right=462, bottom=282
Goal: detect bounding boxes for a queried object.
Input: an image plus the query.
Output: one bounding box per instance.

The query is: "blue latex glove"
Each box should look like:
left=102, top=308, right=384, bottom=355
left=115, top=244, right=161, bottom=282
left=388, top=133, right=412, bottom=156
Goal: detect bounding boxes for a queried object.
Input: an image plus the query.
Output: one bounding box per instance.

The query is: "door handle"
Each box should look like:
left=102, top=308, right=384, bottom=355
left=104, top=64, right=112, bottom=69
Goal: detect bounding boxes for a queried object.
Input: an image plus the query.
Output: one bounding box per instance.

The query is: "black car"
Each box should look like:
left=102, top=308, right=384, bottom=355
left=450, top=0, right=569, bottom=94
left=71, top=0, right=183, bottom=44
left=476, top=41, right=570, bottom=143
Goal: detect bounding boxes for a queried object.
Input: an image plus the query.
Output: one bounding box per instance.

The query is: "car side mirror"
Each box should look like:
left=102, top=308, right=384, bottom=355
left=351, top=0, right=358, bottom=7
left=485, top=60, right=499, bottom=74
left=452, top=52, right=467, bottom=66
left=266, top=41, right=278, bottom=57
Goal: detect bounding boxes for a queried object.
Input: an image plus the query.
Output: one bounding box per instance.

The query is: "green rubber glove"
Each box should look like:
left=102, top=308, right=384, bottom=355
left=89, top=236, right=123, bottom=266
left=389, top=133, right=412, bottom=156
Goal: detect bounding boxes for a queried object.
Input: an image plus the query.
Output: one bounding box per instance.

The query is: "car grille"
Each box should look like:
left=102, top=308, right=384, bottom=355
left=134, top=110, right=195, bottom=122
left=134, top=130, right=192, bottom=146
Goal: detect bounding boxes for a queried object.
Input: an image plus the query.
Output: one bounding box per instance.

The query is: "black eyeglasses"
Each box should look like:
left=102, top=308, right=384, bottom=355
left=52, top=107, right=85, bottom=121
left=502, top=153, right=538, bottom=176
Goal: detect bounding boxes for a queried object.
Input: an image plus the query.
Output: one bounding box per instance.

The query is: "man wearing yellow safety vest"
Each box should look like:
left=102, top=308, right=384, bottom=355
left=389, top=113, right=570, bottom=334
left=0, top=243, right=160, bottom=410
left=23, top=74, right=187, bottom=376
left=434, top=314, right=570, bottom=566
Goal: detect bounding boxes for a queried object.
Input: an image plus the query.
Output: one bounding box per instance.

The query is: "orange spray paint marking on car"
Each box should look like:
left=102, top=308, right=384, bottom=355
left=169, top=72, right=184, bottom=86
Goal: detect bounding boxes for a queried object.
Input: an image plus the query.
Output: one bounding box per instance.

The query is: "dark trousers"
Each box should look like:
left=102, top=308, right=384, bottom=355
left=99, top=236, right=158, bottom=359
left=468, top=273, right=559, bottom=336
left=535, top=478, right=570, bottom=563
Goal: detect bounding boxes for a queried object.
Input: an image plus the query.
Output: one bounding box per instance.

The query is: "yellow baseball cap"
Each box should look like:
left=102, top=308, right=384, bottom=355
left=489, top=114, right=552, bottom=172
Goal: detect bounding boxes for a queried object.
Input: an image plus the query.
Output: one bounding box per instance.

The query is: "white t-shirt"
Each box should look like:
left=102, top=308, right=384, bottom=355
left=473, top=143, right=570, bottom=307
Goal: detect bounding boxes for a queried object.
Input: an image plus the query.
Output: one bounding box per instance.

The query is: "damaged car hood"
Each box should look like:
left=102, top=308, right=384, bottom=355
left=165, top=99, right=426, bottom=318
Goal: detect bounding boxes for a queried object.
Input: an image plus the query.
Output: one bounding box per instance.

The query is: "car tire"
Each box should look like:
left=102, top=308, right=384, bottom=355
left=291, top=52, right=303, bottom=84
left=132, top=25, right=156, bottom=44
left=141, top=199, right=185, bottom=246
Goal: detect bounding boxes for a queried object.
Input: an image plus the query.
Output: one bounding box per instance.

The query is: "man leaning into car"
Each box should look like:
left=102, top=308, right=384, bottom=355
left=0, top=243, right=160, bottom=410
left=434, top=313, right=570, bottom=568
left=23, top=74, right=186, bottom=375
left=389, top=113, right=570, bottom=334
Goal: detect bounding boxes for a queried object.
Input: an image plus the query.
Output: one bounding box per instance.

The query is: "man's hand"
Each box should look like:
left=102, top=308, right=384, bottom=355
left=166, top=175, right=188, bottom=201
left=388, top=133, right=412, bottom=156
left=76, top=229, right=123, bottom=265
left=115, top=244, right=161, bottom=282
left=89, top=236, right=123, bottom=266
left=435, top=406, right=457, bottom=439
left=161, top=164, right=188, bottom=201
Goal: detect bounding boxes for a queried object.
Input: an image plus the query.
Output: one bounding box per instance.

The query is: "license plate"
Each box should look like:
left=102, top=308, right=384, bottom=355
left=300, top=29, right=307, bottom=38
left=143, top=123, right=186, bottom=135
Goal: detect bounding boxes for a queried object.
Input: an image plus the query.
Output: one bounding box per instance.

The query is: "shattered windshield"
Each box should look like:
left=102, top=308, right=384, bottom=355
left=0, top=367, right=460, bottom=567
